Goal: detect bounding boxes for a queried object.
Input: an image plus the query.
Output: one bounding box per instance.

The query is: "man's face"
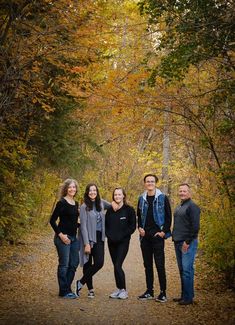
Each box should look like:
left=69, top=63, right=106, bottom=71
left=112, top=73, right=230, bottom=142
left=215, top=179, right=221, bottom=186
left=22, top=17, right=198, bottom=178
left=144, top=176, right=156, bottom=191
left=179, top=185, right=191, bottom=201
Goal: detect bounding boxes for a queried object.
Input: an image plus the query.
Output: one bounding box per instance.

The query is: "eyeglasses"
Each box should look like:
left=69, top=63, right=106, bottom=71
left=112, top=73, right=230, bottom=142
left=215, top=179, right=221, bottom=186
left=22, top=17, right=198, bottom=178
left=145, top=181, right=156, bottom=183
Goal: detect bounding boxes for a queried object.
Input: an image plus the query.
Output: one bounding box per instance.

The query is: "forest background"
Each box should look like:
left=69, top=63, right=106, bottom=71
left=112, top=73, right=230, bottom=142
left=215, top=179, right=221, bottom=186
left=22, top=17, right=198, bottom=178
left=0, top=0, right=234, bottom=288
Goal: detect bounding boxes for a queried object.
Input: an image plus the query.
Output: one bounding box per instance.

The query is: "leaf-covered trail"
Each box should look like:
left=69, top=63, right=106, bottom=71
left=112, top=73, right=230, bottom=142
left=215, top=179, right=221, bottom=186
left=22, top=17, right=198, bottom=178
left=0, top=231, right=234, bottom=325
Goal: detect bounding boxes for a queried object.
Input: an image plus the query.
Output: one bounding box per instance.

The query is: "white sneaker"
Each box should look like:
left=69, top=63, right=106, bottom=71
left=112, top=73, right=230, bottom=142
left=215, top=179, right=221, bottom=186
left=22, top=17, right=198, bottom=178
left=109, top=289, right=121, bottom=299
left=118, top=289, right=128, bottom=300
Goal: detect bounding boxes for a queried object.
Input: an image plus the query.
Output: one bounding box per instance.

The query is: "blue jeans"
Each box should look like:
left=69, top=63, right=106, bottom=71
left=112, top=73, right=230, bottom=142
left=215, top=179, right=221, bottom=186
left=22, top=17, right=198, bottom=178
left=54, top=235, right=80, bottom=296
left=174, top=239, right=198, bottom=302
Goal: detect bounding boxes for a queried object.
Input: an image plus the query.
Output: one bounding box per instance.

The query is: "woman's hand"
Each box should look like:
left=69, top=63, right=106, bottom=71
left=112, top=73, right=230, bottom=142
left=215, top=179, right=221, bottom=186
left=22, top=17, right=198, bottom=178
left=84, top=244, right=91, bottom=254
left=58, top=233, right=71, bottom=245
left=138, top=227, right=145, bottom=237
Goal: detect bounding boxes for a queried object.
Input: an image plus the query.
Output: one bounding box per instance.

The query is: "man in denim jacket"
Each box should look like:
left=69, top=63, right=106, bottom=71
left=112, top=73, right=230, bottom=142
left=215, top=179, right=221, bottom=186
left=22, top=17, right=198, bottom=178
left=137, top=174, right=172, bottom=302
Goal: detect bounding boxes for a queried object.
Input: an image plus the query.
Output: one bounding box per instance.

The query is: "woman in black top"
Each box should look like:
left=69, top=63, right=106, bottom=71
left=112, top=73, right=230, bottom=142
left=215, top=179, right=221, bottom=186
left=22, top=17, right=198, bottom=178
left=105, top=187, right=136, bottom=299
left=50, top=178, right=80, bottom=299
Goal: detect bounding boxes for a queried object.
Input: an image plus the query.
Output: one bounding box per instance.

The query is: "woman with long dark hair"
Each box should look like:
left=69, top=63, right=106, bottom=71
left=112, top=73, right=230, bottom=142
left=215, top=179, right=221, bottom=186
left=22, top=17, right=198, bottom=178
left=50, top=178, right=80, bottom=299
left=105, top=187, right=136, bottom=299
left=76, top=183, right=111, bottom=298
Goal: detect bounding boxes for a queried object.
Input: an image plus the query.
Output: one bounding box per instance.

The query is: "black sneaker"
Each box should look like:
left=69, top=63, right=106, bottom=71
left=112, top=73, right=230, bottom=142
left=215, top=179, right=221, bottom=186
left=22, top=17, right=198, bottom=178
left=75, top=280, right=83, bottom=297
left=138, top=290, right=154, bottom=300
left=173, top=297, right=183, bottom=302
left=156, top=292, right=167, bottom=303
left=178, top=300, right=193, bottom=305
left=87, top=290, right=95, bottom=299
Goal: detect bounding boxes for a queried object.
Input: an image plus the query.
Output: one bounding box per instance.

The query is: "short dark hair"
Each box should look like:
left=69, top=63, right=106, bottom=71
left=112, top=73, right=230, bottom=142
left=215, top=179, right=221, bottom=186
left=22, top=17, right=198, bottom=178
left=144, top=174, right=159, bottom=183
left=179, top=183, right=190, bottom=189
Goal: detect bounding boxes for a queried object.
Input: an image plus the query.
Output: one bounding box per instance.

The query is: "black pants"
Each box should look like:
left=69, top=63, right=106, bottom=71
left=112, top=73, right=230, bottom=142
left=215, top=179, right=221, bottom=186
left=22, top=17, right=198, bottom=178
left=108, top=238, right=130, bottom=290
left=140, top=235, right=166, bottom=293
left=80, top=231, right=104, bottom=290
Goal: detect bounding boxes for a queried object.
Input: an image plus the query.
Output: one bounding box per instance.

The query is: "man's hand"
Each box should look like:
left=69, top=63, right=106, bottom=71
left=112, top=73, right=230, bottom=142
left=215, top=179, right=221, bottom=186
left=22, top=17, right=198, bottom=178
left=154, top=231, right=165, bottom=238
left=138, top=227, right=145, bottom=237
left=182, top=241, right=189, bottom=253
left=58, top=233, right=71, bottom=245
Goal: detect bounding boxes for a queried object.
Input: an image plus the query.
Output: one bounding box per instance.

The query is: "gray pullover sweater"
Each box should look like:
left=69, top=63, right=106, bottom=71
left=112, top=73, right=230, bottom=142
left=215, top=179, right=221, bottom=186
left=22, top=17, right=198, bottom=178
left=172, top=199, right=200, bottom=244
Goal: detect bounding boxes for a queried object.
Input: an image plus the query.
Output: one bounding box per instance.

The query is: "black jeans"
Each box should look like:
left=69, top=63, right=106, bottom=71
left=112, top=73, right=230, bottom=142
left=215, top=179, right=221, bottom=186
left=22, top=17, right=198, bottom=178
left=54, top=235, right=80, bottom=296
left=80, top=231, right=104, bottom=290
left=108, top=238, right=130, bottom=290
left=140, top=234, right=166, bottom=293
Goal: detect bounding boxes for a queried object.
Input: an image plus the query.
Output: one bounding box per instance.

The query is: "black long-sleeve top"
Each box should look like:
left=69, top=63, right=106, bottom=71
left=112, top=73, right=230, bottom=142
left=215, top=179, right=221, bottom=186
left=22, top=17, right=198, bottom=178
left=105, top=204, right=136, bottom=242
left=172, top=198, right=200, bottom=244
left=50, top=198, right=79, bottom=237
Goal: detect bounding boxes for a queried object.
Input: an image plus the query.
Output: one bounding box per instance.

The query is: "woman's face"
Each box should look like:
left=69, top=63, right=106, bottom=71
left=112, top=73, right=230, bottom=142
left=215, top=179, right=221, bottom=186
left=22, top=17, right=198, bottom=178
left=113, top=189, right=124, bottom=204
left=88, top=185, right=97, bottom=201
left=67, top=182, right=77, bottom=197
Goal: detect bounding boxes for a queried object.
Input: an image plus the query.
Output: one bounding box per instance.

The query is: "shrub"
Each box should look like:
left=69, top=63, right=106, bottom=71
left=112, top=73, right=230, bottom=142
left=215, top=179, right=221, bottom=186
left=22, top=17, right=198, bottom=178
left=200, top=208, right=235, bottom=288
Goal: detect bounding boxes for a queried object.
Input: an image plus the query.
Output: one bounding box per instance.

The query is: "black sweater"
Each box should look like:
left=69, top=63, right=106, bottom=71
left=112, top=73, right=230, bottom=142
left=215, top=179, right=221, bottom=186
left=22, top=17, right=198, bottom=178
left=50, top=198, right=79, bottom=237
left=172, top=199, right=200, bottom=244
left=105, top=204, right=136, bottom=242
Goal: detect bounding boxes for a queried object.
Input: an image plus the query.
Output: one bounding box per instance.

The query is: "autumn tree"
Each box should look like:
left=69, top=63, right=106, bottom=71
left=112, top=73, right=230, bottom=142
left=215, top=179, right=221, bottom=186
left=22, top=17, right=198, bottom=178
left=138, top=0, right=235, bottom=286
left=0, top=0, right=110, bottom=241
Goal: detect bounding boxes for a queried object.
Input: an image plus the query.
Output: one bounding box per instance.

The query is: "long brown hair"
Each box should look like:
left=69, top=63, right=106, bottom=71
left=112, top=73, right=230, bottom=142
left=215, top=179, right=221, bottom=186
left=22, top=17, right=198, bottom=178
left=112, top=187, right=127, bottom=204
left=84, top=183, right=101, bottom=211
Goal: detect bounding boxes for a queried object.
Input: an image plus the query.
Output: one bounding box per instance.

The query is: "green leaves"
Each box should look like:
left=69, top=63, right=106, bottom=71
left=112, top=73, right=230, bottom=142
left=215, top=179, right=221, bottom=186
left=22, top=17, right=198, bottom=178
left=139, top=0, right=235, bottom=81
left=201, top=208, right=235, bottom=285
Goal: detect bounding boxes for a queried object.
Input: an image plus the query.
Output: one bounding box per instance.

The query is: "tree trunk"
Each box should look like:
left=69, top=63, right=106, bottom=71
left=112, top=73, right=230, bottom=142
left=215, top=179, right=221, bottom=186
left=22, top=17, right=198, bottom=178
left=161, top=110, right=170, bottom=195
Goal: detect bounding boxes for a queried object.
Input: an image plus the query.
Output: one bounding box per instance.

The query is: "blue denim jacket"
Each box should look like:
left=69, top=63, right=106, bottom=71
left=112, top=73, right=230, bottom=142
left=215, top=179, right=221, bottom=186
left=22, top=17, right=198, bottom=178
left=138, top=189, right=171, bottom=238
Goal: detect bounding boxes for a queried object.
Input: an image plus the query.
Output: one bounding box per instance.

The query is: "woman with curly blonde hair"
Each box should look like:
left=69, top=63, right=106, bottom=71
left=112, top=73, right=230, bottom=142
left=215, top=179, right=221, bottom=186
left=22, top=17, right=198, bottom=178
left=50, top=178, right=80, bottom=299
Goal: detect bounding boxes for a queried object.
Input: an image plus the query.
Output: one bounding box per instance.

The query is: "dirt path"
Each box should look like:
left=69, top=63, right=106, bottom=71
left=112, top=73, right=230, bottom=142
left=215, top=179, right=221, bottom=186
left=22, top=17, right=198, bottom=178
left=0, top=231, right=234, bottom=325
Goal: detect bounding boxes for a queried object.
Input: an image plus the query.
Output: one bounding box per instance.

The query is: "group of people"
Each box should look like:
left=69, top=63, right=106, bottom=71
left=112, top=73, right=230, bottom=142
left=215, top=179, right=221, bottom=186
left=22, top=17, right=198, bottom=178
left=50, top=174, right=200, bottom=306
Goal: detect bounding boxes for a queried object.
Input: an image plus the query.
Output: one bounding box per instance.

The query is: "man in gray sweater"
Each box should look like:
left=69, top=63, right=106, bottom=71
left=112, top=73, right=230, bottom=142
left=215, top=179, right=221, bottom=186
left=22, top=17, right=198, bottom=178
left=172, top=183, right=200, bottom=305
